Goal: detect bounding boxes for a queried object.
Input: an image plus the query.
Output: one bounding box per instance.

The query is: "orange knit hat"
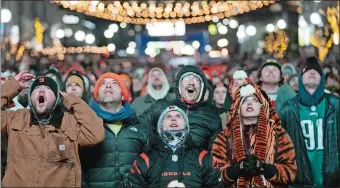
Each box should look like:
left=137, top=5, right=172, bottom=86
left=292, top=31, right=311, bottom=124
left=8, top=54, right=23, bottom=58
left=94, top=72, right=129, bottom=102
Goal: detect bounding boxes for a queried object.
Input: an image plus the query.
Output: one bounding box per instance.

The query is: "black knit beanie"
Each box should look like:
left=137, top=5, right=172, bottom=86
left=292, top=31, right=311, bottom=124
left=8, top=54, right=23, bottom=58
left=302, top=57, right=323, bottom=76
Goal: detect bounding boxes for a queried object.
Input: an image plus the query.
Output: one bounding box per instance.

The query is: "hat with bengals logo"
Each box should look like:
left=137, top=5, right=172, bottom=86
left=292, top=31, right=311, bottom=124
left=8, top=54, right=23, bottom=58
left=30, top=76, right=59, bottom=99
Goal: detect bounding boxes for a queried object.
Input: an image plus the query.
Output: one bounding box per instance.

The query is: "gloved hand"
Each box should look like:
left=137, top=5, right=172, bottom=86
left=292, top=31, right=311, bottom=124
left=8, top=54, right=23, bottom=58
left=226, top=163, right=241, bottom=181
left=243, top=154, right=262, bottom=176
left=261, top=163, right=277, bottom=179
left=120, top=165, right=133, bottom=184
left=225, top=156, right=258, bottom=180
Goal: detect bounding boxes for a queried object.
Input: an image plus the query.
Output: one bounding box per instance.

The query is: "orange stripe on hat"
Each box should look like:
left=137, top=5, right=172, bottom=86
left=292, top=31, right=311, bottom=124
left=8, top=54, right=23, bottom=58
left=94, top=72, right=129, bottom=102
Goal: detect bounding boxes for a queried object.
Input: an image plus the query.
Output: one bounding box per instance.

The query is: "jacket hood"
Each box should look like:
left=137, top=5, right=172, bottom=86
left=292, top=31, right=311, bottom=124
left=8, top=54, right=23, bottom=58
left=282, top=63, right=297, bottom=75
left=175, top=65, right=207, bottom=104
left=157, top=106, right=190, bottom=136
left=275, top=84, right=297, bottom=112
left=205, top=79, right=214, bottom=105
left=147, top=67, right=170, bottom=100
left=89, top=98, right=135, bottom=123
left=28, top=76, right=63, bottom=126
left=156, top=106, right=190, bottom=150
left=64, top=71, right=89, bottom=102
left=44, top=66, right=64, bottom=90
left=298, top=71, right=325, bottom=106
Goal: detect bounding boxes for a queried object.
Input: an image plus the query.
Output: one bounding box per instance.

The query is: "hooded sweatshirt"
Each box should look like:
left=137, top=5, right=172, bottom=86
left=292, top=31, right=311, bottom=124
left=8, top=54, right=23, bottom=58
left=29, top=76, right=64, bottom=127
left=132, top=67, right=170, bottom=115
left=44, top=67, right=64, bottom=91
left=138, top=65, right=221, bottom=151
left=298, top=71, right=326, bottom=188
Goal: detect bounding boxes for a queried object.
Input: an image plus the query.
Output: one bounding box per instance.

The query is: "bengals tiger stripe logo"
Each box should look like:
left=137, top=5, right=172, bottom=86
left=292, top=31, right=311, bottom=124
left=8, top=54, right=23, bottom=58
left=167, top=180, right=186, bottom=188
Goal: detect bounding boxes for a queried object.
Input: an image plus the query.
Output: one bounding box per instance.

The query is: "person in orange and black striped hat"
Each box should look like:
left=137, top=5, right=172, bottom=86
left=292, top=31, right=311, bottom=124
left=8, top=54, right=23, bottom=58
left=212, top=83, right=296, bottom=188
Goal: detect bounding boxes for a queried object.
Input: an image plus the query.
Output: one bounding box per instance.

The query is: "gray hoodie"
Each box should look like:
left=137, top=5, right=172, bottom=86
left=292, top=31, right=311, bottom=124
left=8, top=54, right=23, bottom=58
left=132, top=67, right=170, bottom=115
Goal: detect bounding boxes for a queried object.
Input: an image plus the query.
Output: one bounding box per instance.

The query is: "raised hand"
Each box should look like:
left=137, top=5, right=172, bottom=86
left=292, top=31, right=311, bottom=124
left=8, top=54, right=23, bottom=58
left=14, top=70, right=35, bottom=87
left=59, top=91, right=67, bottom=99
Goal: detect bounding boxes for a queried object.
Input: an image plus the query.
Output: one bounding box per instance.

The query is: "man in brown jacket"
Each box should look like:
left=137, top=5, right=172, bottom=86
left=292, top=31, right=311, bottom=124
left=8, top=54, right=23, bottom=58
left=1, top=70, right=105, bottom=187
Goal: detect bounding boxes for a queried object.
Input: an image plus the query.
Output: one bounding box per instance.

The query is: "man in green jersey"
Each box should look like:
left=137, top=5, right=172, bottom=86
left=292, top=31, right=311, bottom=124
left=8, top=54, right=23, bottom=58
left=279, top=57, right=340, bottom=188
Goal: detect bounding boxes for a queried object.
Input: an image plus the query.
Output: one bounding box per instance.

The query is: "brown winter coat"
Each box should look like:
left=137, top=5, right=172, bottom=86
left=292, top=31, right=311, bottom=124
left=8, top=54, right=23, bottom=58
left=1, top=77, right=105, bottom=187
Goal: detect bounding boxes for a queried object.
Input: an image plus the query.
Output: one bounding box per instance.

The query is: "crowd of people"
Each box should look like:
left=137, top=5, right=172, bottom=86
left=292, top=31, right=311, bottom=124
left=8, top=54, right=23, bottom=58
left=1, top=53, right=340, bottom=187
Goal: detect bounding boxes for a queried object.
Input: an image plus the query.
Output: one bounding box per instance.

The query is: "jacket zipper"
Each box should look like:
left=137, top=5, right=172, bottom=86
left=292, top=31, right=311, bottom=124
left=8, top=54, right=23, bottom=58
left=186, top=105, right=190, bottom=114
left=291, top=99, right=313, bottom=183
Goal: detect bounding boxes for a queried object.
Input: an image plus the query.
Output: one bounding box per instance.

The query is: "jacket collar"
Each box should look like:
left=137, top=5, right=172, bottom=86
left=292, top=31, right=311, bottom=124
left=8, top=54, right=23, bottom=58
left=29, top=105, right=64, bottom=128
left=145, top=94, right=156, bottom=103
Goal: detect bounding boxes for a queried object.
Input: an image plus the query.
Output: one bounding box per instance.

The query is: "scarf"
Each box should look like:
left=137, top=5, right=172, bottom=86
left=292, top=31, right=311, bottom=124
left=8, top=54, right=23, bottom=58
left=89, top=98, right=134, bottom=122
left=298, top=71, right=325, bottom=106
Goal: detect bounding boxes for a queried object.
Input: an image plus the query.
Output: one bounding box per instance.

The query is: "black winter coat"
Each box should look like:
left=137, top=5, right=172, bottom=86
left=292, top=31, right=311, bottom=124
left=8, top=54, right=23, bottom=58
left=127, top=137, right=222, bottom=188
left=278, top=94, right=340, bottom=188
left=81, top=114, right=148, bottom=188
left=139, top=65, right=221, bottom=151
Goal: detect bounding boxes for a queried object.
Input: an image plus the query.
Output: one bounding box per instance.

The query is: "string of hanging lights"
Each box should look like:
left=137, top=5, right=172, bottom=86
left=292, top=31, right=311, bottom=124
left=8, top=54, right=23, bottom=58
left=50, top=1, right=275, bottom=24
left=264, top=30, right=289, bottom=58
left=310, top=4, right=339, bottom=62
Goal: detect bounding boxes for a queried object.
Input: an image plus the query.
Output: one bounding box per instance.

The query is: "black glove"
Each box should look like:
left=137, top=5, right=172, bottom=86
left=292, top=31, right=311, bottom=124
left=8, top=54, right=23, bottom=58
left=261, top=163, right=277, bottom=179
left=244, top=154, right=262, bottom=176
left=120, top=165, right=133, bottom=186
left=226, top=163, right=241, bottom=181
left=225, top=158, right=258, bottom=180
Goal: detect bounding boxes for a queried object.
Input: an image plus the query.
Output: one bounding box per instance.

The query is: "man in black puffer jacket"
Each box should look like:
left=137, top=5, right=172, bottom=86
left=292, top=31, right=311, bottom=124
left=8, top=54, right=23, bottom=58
left=139, top=65, right=221, bottom=151
left=279, top=57, right=340, bottom=188
left=81, top=73, right=148, bottom=188
left=128, top=106, right=222, bottom=188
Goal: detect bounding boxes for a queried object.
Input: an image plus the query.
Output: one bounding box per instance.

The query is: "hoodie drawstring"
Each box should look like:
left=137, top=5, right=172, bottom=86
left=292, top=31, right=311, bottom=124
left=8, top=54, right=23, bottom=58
left=39, top=125, right=45, bottom=139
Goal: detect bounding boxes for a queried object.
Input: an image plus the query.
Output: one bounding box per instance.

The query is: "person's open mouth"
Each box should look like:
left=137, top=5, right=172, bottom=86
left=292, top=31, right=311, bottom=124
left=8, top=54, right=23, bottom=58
left=38, top=95, right=46, bottom=107
left=170, top=123, right=178, bottom=127
left=246, top=107, right=254, bottom=112
left=186, top=87, right=195, bottom=94
left=105, top=90, right=113, bottom=94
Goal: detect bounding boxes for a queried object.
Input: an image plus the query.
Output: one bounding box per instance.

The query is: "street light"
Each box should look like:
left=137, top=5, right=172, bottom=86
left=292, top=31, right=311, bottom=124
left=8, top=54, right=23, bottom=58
left=75, top=30, right=85, bottom=41
left=246, top=25, right=256, bottom=36
left=85, top=34, right=95, bottom=44
left=266, top=24, right=275, bottom=32
left=229, top=19, right=239, bottom=29
left=277, top=19, right=287, bottom=29
left=1, top=9, right=12, bottom=23
left=107, top=43, right=116, bottom=52
left=310, top=12, right=322, bottom=26
left=109, top=23, right=119, bottom=32
left=217, top=38, right=228, bottom=47
left=218, top=25, right=228, bottom=35
left=104, top=29, right=114, bottom=38
left=56, top=29, right=65, bottom=38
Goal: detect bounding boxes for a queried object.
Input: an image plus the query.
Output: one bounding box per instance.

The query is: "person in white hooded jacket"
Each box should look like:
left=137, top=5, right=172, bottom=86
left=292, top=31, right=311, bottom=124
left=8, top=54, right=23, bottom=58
left=132, top=67, right=171, bottom=115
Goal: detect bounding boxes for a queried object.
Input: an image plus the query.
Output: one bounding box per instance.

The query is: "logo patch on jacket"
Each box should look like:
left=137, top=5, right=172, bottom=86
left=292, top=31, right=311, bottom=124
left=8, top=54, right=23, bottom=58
left=130, top=127, right=137, bottom=132
left=58, top=144, right=65, bottom=151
